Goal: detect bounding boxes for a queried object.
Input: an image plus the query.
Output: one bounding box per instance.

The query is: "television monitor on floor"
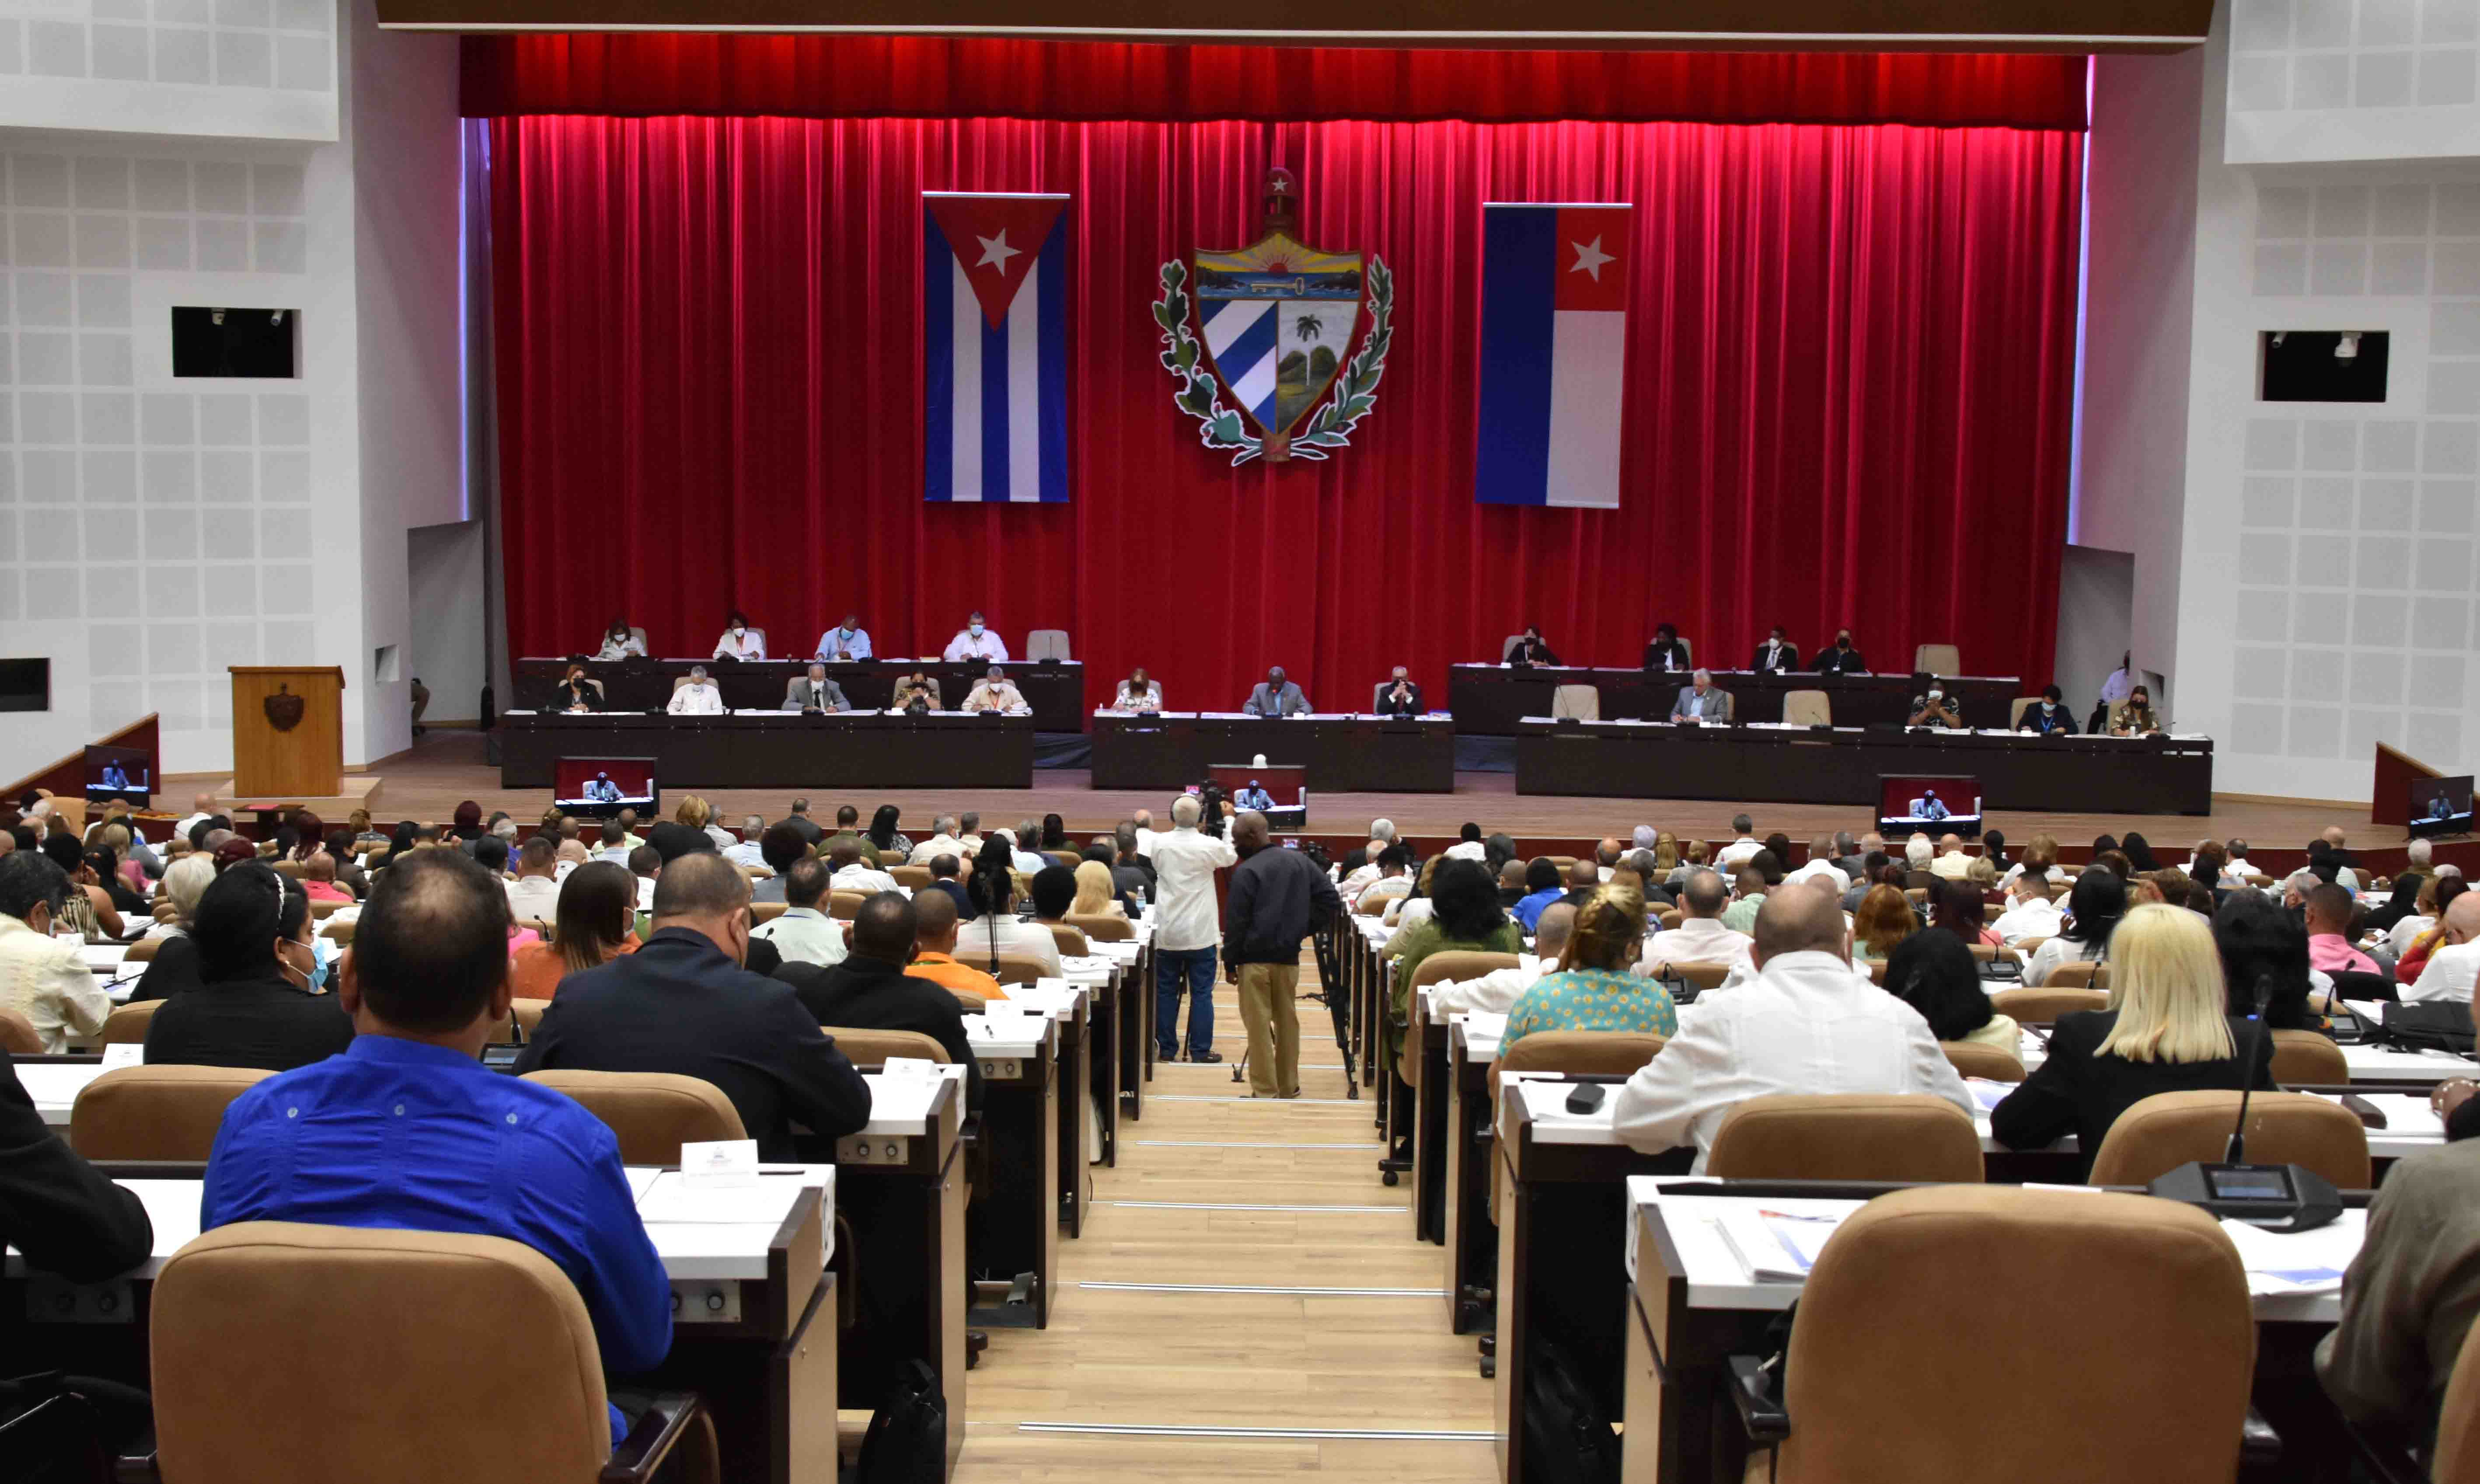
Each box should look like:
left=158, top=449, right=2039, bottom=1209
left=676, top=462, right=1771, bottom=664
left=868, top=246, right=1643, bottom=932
left=2409, top=774, right=2473, bottom=838
left=1877, top=776, right=1981, bottom=838
left=554, top=757, right=658, bottom=819
left=84, top=743, right=153, bottom=807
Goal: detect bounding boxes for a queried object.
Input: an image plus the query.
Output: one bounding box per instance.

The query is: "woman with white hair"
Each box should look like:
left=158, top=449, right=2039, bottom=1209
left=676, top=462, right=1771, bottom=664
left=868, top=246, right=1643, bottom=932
left=129, top=853, right=218, bottom=1001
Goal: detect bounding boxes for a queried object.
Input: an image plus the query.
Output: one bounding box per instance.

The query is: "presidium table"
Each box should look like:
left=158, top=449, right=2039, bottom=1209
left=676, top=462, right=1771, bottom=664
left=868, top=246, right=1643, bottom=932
left=1088, top=712, right=1457, bottom=792
left=516, top=657, right=1088, bottom=731
left=1514, top=718, right=2215, bottom=814
left=500, top=710, right=1035, bottom=790
left=1450, top=665, right=2022, bottom=735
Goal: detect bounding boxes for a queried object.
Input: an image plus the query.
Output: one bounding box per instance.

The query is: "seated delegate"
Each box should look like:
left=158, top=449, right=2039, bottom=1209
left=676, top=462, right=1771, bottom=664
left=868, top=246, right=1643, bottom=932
left=712, top=610, right=765, bottom=661
left=943, top=610, right=1009, bottom=663
left=782, top=664, right=850, bottom=713
left=2112, top=683, right=2165, bottom=736
left=592, top=617, right=646, bottom=661
left=1112, top=668, right=1162, bottom=713
left=668, top=666, right=725, bottom=715
left=1908, top=681, right=1964, bottom=728
left=1507, top=626, right=1561, bottom=666
left=2018, top=684, right=2078, bottom=735
left=892, top=670, right=943, bottom=711
left=1750, top=627, right=1799, bottom=673
left=1814, top=628, right=1868, bottom=675
left=1373, top=667, right=1423, bottom=717
left=1244, top=667, right=1311, bottom=717
left=963, top=666, right=1030, bottom=714
left=814, top=613, right=871, bottom=661
left=1669, top=670, right=1733, bottom=724
left=552, top=664, right=600, bottom=713
left=1643, top=622, right=1690, bottom=673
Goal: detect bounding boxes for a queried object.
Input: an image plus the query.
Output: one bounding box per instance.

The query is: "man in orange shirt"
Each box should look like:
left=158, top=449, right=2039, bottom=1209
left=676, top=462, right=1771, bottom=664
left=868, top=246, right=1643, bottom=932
left=904, top=890, right=1006, bottom=1003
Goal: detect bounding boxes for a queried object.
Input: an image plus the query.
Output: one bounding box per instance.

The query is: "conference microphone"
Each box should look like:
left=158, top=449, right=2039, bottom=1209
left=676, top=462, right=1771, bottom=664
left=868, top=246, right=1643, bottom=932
left=2146, top=971, right=2342, bottom=1232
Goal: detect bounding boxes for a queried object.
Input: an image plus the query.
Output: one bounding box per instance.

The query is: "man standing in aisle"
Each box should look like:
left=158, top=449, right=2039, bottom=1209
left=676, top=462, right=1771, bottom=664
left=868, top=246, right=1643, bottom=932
left=1224, top=811, right=1341, bottom=1099
left=1151, top=794, right=1237, bottom=1063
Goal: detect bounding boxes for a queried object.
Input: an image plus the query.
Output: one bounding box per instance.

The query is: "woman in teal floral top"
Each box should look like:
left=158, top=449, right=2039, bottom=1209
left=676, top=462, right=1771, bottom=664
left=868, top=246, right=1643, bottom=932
left=1502, top=885, right=1675, bottom=1049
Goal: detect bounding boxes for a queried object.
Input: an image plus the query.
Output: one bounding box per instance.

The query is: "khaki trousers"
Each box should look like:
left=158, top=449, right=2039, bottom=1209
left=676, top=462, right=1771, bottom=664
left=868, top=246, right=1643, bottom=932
left=1234, top=961, right=1301, bottom=1097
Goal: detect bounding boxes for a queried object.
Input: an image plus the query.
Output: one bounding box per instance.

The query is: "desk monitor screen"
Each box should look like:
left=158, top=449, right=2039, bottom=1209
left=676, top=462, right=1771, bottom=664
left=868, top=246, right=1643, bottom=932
left=2409, top=774, right=2474, bottom=838
left=1877, top=776, right=1982, bottom=838
left=1208, top=764, right=1305, bottom=812
left=83, top=744, right=152, bottom=806
left=554, top=757, right=657, bottom=819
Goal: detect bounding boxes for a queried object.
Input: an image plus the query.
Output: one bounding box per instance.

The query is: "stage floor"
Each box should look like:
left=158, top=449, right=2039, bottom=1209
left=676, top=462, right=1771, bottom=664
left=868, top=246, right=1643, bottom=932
left=167, top=730, right=2377, bottom=847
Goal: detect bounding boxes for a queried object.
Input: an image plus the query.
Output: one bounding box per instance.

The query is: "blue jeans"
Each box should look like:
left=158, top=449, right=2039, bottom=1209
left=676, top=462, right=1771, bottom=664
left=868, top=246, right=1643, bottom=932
left=1156, top=946, right=1218, bottom=1057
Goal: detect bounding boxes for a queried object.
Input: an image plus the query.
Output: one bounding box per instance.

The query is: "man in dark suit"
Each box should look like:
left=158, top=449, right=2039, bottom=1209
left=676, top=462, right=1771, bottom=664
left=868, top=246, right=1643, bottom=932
left=1374, top=667, right=1423, bottom=718
left=1750, top=627, right=1799, bottom=674
left=1814, top=630, right=1868, bottom=676
left=924, top=853, right=977, bottom=921
left=782, top=799, right=825, bottom=847
left=516, top=852, right=870, bottom=1160
left=778, top=892, right=980, bottom=1112
left=1111, top=824, right=1155, bottom=903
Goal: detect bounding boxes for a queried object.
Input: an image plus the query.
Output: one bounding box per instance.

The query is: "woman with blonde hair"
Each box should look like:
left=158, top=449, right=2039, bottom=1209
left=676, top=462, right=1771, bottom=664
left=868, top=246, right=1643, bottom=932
left=675, top=795, right=712, bottom=830
left=2002, top=833, right=2063, bottom=888
left=1069, top=859, right=1125, bottom=918
left=1652, top=831, right=1680, bottom=873
left=1990, top=903, right=2272, bottom=1178
left=1503, top=885, right=1675, bottom=1049
left=1852, top=884, right=1917, bottom=962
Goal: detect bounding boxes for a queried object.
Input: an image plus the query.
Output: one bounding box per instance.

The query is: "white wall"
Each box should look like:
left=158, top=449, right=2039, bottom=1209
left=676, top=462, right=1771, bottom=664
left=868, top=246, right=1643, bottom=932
left=2166, top=0, right=2480, bottom=801
left=2227, top=0, right=2480, bottom=162
left=2054, top=544, right=2136, bottom=709
left=405, top=516, right=481, bottom=721
left=0, top=0, right=459, bottom=782
left=0, top=0, right=338, bottom=143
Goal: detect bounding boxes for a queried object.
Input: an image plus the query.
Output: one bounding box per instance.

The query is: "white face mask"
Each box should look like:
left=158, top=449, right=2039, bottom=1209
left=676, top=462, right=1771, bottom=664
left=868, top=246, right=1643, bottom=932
left=2041, top=700, right=2056, bottom=711
left=969, top=624, right=984, bottom=637
left=1927, top=688, right=1944, bottom=701
left=840, top=626, right=854, bottom=637
left=731, top=626, right=744, bottom=637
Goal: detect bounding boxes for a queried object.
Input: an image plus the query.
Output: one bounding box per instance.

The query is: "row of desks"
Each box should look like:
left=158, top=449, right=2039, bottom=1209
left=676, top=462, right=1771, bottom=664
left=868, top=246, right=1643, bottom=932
left=516, top=657, right=1088, bottom=731
left=1089, top=712, right=1457, bottom=792
left=1450, top=666, right=2023, bottom=735
left=499, top=711, right=1037, bottom=789
left=7, top=934, right=1163, bottom=1483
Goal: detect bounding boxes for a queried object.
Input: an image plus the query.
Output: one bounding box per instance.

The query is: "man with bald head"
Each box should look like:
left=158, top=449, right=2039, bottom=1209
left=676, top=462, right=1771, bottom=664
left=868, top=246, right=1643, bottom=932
left=1223, top=811, right=1341, bottom=1097
left=517, top=852, right=870, bottom=1158
left=1434, top=901, right=1575, bottom=1017
left=904, top=887, right=1005, bottom=1003
left=1929, top=833, right=1973, bottom=881
left=1594, top=839, right=1623, bottom=882
left=2407, top=892, right=2480, bottom=1003
left=1609, top=885, right=1971, bottom=1170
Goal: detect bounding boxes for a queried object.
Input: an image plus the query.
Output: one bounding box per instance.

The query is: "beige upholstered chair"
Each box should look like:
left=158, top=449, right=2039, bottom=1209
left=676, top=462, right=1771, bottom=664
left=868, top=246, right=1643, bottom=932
left=97, top=998, right=164, bottom=1045
left=1550, top=685, right=1600, bottom=721
left=1940, top=1040, right=2027, bottom=1082
left=1065, top=913, right=1132, bottom=942
left=0, top=1006, right=43, bottom=1054
left=1399, top=951, right=1522, bottom=1087
left=1708, top=1094, right=1985, bottom=1182
left=1990, top=986, right=2108, bottom=1024
left=2087, top=1090, right=2371, bottom=1190
left=822, top=1027, right=949, bottom=1066
left=1046, top=923, right=1091, bottom=956
left=889, top=866, right=934, bottom=890
left=1781, top=690, right=1831, bottom=726
left=1025, top=629, right=1071, bottom=661
left=2267, top=1028, right=2348, bottom=1085
left=151, top=1223, right=717, bottom=1484
left=519, top=1070, right=746, bottom=1165
left=1912, top=643, right=1961, bottom=675
left=1752, top=1186, right=2253, bottom=1484
left=70, top=1064, right=274, bottom=1161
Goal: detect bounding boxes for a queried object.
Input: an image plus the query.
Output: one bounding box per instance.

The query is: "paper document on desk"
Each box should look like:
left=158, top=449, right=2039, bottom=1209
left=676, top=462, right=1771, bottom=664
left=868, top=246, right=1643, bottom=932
left=1462, top=1012, right=1509, bottom=1042
left=1718, top=1209, right=1844, bottom=1283
left=635, top=1170, right=815, bottom=1225
left=2218, top=1212, right=2363, bottom=1296
left=1963, top=1079, right=2012, bottom=1112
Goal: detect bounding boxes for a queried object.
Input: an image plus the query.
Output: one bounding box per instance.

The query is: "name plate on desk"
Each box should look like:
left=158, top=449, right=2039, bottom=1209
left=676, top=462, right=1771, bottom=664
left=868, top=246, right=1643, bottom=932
left=680, top=1138, right=761, bottom=1188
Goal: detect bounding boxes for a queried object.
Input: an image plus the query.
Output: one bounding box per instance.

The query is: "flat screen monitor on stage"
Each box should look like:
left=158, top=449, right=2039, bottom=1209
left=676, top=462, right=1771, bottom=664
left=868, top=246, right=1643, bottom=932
left=1208, top=764, right=1306, bottom=827
left=83, top=744, right=152, bottom=807
left=555, top=757, right=658, bottom=819
left=2409, top=774, right=2474, bottom=838
left=1878, top=776, right=1982, bottom=838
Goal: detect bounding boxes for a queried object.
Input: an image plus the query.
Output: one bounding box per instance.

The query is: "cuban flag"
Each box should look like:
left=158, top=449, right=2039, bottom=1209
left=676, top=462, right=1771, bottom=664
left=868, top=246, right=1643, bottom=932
left=924, top=192, right=1070, bottom=503
left=1473, top=203, right=1632, bottom=508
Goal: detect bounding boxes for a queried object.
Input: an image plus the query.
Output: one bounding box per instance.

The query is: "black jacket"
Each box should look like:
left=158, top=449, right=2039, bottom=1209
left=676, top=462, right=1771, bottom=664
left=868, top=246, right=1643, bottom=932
left=2019, top=702, right=2079, bottom=735
left=128, top=931, right=202, bottom=1003
left=1750, top=640, right=1800, bottom=672
left=1224, top=845, right=1342, bottom=967
left=0, top=1059, right=152, bottom=1280
left=1815, top=645, right=1868, bottom=676
left=1113, top=860, right=1155, bottom=906
left=1989, top=1010, right=2276, bottom=1180
left=1642, top=639, right=1691, bottom=672
left=1509, top=639, right=1561, bottom=667
left=1374, top=682, right=1424, bottom=718
left=779, top=955, right=983, bottom=1111
left=143, top=972, right=356, bottom=1072
left=516, top=928, right=871, bottom=1160
left=924, top=879, right=977, bottom=922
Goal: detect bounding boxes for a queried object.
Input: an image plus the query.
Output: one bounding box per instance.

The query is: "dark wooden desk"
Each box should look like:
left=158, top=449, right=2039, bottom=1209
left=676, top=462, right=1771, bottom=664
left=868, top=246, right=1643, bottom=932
left=1450, top=668, right=2021, bottom=735
left=1443, top=1017, right=1499, bottom=1337
left=1089, top=713, right=1457, bottom=792
left=1514, top=721, right=2215, bottom=813
left=499, top=711, right=1036, bottom=790
left=967, top=1016, right=1063, bottom=1331
left=517, top=657, right=1088, bottom=730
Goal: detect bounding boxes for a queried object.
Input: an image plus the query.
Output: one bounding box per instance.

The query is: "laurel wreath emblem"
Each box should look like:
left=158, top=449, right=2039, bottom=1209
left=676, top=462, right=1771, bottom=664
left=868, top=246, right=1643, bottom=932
left=1150, top=254, right=1395, bottom=467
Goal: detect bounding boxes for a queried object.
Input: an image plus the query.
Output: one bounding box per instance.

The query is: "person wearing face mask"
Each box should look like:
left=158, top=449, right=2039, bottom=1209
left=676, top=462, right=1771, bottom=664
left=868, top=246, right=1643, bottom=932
left=668, top=665, right=725, bottom=715
left=712, top=610, right=765, bottom=662
left=2017, top=683, right=2079, bottom=735
left=943, top=610, right=1009, bottom=664
left=516, top=853, right=871, bottom=1160
left=144, top=862, right=354, bottom=1071
left=1374, top=666, right=1423, bottom=717
left=593, top=617, right=647, bottom=662
left=1908, top=679, right=1963, bottom=729
left=1643, top=622, right=1691, bottom=673
left=1114, top=667, right=1163, bottom=713
left=553, top=663, right=601, bottom=713
left=814, top=612, right=872, bottom=662
left=1814, top=629, right=1868, bottom=676
left=2112, top=684, right=2164, bottom=737
left=1749, top=626, right=1799, bottom=674
left=1244, top=665, right=1312, bottom=717
left=0, top=853, right=112, bottom=1053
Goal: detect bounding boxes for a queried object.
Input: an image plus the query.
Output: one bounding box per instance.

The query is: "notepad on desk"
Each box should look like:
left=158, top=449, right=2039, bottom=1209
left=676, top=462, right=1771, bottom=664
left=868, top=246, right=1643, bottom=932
left=635, top=1170, right=816, bottom=1225
left=2217, top=1210, right=2364, bottom=1297
left=1717, top=1208, right=1845, bottom=1283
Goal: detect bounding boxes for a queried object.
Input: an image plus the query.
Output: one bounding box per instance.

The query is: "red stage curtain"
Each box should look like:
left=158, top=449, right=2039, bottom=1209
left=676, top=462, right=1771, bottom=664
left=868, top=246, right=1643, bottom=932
left=463, top=36, right=2087, bottom=130
left=486, top=115, right=2082, bottom=710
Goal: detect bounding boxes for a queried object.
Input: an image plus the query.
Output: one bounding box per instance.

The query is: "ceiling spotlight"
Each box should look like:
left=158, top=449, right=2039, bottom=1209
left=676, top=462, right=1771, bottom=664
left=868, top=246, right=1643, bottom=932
left=2337, top=332, right=2362, bottom=360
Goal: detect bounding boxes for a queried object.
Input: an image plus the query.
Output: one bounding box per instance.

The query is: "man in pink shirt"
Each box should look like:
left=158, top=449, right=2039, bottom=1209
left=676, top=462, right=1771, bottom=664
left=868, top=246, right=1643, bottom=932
left=2306, top=884, right=2378, bottom=976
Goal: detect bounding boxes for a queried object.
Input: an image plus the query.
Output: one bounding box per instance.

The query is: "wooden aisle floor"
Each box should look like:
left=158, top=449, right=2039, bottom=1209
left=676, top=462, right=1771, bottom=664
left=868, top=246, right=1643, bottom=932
left=951, top=950, right=1498, bottom=1484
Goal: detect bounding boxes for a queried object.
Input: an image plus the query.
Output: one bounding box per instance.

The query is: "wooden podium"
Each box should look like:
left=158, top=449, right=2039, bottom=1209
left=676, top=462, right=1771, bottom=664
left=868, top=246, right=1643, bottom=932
left=229, top=666, right=346, bottom=798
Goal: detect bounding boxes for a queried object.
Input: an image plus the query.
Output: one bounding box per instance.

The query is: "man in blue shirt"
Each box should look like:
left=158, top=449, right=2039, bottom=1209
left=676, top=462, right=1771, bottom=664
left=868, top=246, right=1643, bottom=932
left=1235, top=780, right=1275, bottom=812
left=201, top=849, right=670, bottom=1445
left=1512, top=857, right=1566, bottom=933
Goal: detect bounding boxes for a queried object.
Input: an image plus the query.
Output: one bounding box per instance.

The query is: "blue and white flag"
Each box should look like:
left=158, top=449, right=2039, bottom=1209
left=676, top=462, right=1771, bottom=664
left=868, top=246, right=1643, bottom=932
left=1474, top=202, right=1632, bottom=508
left=924, top=192, right=1070, bottom=503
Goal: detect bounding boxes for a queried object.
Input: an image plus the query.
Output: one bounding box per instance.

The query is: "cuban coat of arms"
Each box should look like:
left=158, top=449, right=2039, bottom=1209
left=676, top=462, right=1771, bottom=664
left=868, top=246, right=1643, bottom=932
left=1153, top=167, right=1394, bottom=464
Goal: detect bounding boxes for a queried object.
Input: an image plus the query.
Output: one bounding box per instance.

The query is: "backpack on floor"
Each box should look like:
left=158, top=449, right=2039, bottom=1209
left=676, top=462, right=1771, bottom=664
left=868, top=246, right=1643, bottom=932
left=855, top=1359, right=947, bottom=1484
left=1522, top=1337, right=1620, bottom=1484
